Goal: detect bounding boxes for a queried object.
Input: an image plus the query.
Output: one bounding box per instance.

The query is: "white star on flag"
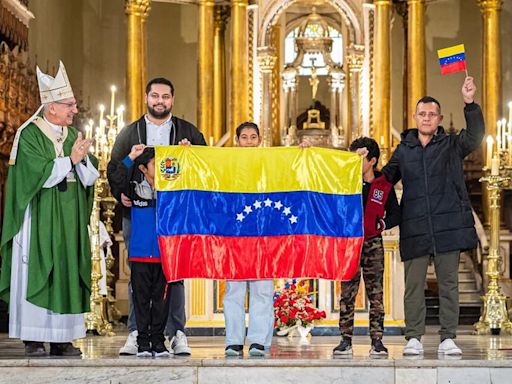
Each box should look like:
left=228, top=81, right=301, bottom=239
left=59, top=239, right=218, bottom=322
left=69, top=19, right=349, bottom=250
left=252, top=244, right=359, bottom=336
left=289, top=215, right=298, bottom=224
left=253, top=200, right=262, bottom=209
left=274, top=201, right=283, bottom=210
left=264, top=198, right=273, bottom=207
left=236, top=213, right=245, bottom=222
left=283, top=207, right=291, bottom=216
left=244, top=205, right=253, bottom=214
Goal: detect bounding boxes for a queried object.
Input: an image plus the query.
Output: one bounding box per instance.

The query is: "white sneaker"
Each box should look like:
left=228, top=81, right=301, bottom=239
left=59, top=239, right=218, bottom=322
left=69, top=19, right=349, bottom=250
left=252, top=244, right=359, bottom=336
left=437, top=339, right=462, bottom=355
left=119, top=330, right=138, bottom=355
left=170, top=330, right=191, bottom=356
left=403, top=338, right=424, bottom=355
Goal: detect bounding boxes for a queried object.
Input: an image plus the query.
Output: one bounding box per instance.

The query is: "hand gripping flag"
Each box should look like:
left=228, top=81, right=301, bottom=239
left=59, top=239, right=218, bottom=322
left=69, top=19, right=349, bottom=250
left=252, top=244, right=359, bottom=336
left=437, top=44, right=467, bottom=76
left=155, top=146, right=363, bottom=282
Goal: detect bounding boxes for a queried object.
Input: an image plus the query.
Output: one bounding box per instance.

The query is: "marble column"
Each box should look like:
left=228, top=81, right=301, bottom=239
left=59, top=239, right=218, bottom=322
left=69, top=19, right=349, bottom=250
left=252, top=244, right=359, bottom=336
left=407, top=0, right=426, bottom=128
left=346, top=49, right=364, bottom=142
left=282, top=66, right=298, bottom=146
left=125, top=0, right=151, bottom=122
left=373, top=0, right=391, bottom=156
left=257, top=47, right=277, bottom=147
left=230, top=0, right=249, bottom=145
left=198, top=0, right=215, bottom=142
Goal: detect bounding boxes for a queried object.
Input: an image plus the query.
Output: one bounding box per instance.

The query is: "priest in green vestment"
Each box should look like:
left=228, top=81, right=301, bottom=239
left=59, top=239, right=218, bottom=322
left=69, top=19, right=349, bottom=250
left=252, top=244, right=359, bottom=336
left=0, top=61, right=99, bottom=357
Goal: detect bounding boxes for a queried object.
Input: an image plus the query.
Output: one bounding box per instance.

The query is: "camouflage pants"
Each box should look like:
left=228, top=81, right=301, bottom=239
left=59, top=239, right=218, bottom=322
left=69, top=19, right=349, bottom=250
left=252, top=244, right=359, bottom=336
left=338, top=236, right=385, bottom=339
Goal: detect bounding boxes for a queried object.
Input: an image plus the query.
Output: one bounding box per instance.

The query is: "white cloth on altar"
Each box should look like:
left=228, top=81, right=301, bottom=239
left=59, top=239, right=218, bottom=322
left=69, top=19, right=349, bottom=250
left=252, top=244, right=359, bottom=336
left=8, top=139, right=98, bottom=342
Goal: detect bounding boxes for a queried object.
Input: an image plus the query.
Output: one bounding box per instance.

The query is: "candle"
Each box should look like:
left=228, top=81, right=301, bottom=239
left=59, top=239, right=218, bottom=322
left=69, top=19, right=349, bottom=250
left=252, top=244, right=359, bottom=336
left=497, top=120, right=502, bottom=151
left=110, top=85, right=117, bottom=117
left=85, top=124, right=91, bottom=140
left=117, top=105, right=125, bottom=130
left=486, top=135, right=494, bottom=169
left=380, top=135, right=385, bottom=147
left=99, top=104, right=105, bottom=135
left=496, top=135, right=501, bottom=154
left=502, top=118, right=507, bottom=149
left=508, top=101, right=512, bottom=126
left=209, top=136, right=214, bottom=146
left=491, top=155, right=500, bottom=176
left=508, top=135, right=512, bottom=166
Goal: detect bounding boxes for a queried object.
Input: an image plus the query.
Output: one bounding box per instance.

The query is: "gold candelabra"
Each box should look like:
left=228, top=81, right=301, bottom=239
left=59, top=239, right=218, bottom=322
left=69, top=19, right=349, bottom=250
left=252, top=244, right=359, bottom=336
left=85, top=86, right=125, bottom=334
left=474, top=150, right=512, bottom=335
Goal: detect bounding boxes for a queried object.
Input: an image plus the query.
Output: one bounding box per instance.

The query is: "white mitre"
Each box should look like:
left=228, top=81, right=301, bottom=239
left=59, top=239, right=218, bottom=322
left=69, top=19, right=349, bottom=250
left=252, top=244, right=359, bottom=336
left=37, top=61, right=74, bottom=104
left=9, top=61, right=74, bottom=165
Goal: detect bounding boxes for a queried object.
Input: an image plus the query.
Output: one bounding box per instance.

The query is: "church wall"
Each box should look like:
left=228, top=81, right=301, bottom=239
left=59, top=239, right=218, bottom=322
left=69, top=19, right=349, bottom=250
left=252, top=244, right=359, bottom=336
left=27, top=0, right=198, bottom=127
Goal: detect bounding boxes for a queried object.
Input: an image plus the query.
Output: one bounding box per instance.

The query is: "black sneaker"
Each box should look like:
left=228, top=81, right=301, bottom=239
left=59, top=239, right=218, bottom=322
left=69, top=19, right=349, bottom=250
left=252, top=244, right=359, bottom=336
left=137, top=341, right=152, bottom=357
left=225, top=344, right=244, bottom=357
left=370, top=338, right=388, bottom=356
left=249, top=343, right=265, bottom=357
left=49, top=342, right=82, bottom=356
left=152, top=341, right=171, bottom=358
left=333, top=337, right=352, bottom=355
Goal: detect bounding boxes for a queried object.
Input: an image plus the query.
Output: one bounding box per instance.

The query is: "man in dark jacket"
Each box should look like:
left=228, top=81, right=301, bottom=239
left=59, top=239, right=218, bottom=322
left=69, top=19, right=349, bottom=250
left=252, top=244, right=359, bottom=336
left=382, top=76, right=484, bottom=356
left=107, top=77, right=206, bottom=356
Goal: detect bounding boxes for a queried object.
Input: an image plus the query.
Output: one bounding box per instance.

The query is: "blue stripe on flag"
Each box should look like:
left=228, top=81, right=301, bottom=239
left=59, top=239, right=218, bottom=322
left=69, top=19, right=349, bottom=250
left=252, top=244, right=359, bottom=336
left=438, top=53, right=466, bottom=66
left=157, top=190, right=363, bottom=238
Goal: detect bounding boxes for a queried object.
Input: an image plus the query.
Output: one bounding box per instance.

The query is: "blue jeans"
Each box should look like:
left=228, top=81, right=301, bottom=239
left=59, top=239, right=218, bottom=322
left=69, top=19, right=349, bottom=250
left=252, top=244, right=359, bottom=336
left=223, top=280, right=274, bottom=347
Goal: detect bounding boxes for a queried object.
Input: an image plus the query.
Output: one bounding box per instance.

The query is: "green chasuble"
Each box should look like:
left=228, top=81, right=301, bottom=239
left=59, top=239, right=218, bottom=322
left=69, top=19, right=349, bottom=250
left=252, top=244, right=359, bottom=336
left=0, top=122, right=94, bottom=314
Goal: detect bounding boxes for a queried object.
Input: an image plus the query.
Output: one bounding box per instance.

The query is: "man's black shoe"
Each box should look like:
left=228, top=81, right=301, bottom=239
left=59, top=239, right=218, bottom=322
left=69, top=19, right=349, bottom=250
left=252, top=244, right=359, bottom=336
left=249, top=343, right=265, bottom=357
left=370, top=338, right=388, bottom=356
left=333, top=337, right=353, bottom=356
left=24, top=341, right=46, bottom=357
left=225, top=344, right=244, bottom=356
left=49, top=342, right=82, bottom=356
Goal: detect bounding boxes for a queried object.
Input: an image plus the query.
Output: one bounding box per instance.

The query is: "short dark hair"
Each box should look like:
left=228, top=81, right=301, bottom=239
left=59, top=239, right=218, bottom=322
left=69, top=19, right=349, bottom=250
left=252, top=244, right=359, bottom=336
left=349, top=137, right=380, bottom=168
left=134, top=147, right=155, bottom=169
left=235, top=121, right=260, bottom=138
left=145, top=78, right=174, bottom=96
left=416, top=96, right=441, bottom=112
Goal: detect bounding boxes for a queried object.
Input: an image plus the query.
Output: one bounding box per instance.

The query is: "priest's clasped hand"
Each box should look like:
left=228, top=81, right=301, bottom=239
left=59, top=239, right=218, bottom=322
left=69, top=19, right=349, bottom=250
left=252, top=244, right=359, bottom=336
left=71, top=132, right=93, bottom=165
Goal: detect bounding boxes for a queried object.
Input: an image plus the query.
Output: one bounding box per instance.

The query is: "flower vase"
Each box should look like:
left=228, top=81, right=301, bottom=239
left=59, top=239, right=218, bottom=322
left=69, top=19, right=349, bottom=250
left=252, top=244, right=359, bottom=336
left=297, top=324, right=313, bottom=339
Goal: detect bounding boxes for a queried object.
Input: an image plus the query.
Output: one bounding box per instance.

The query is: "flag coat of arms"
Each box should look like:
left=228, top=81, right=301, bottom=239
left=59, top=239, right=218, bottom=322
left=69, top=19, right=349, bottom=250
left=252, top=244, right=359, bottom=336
left=155, top=146, right=363, bottom=282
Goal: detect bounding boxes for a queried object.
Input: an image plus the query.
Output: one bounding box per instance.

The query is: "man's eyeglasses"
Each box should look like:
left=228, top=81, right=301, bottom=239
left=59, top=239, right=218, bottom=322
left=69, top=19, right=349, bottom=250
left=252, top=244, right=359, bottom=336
left=54, top=101, right=78, bottom=109
left=417, top=112, right=440, bottom=119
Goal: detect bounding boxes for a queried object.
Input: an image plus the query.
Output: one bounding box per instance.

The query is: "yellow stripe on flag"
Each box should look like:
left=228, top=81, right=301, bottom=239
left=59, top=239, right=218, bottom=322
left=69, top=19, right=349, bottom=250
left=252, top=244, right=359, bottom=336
left=437, top=44, right=465, bottom=59
left=155, top=146, right=362, bottom=195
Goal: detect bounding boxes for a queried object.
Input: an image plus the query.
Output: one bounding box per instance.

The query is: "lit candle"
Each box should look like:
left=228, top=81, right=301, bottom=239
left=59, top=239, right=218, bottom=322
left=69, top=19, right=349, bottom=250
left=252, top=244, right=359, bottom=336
left=502, top=118, right=507, bottom=149
left=496, top=135, right=501, bottom=154
left=110, top=85, right=117, bottom=117
left=497, top=120, right=502, bottom=151
left=491, top=155, right=500, bottom=176
left=508, top=135, right=512, bottom=166
left=99, top=104, right=105, bottom=135
left=508, top=101, right=512, bottom=126
left=486, top=135, right=494, bottom=169
left=117, top=105, right=125, bottom=129
left=85, top=124, right=91, bottom=140
left=209, top=136, right=214, bottom=146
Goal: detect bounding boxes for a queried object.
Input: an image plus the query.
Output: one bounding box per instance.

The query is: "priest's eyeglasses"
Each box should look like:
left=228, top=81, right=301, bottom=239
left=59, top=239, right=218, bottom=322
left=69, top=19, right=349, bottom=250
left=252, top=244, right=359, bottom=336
left=54, top=101, right=78, bottom=109
left=416, top=112, right=440, bottom=119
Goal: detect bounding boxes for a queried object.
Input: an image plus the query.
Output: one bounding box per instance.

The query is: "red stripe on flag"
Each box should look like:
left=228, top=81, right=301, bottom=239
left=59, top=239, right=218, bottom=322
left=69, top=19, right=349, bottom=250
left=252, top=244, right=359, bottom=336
left=440, top=60, right=467, bottom=75
left=159, top=234, right=363, bottom=282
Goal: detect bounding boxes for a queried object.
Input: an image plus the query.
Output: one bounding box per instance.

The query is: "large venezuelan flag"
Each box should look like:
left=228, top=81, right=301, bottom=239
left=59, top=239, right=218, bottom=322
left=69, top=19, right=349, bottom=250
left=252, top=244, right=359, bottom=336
left=155, top=146, right=363, bottom=282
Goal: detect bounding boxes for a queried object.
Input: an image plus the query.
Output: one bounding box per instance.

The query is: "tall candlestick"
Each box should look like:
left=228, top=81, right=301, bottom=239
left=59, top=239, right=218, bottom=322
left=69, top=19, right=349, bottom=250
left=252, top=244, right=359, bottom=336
left=110, top=86, right=117, bottom=118
left=491, top=155, right=500, bottom=176
left=502, top=119, right=507, bottom=150
left=99, top=105, right=105, bottom=136
left=497, top=120, right=502, bottom=151
left=486, top=135, right=494, bottom=169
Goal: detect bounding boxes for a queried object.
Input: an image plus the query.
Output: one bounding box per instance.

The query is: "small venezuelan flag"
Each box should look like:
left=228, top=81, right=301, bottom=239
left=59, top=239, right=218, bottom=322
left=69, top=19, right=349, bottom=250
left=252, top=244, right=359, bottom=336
left=437, top=44, right=467, bottom=75
left=155, top=146, right=363, bottom=282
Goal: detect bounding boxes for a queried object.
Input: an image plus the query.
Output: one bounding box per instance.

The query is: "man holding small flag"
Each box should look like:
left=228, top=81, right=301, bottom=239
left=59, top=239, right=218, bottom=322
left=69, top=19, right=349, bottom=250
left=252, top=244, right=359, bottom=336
left=382, top=75, right=484, bottom=356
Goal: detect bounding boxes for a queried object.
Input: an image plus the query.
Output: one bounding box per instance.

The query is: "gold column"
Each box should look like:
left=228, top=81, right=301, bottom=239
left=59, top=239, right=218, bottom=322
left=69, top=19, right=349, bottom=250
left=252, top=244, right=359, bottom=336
left=212, top=6, right=230, bottom=143
left=257, top=47, right=277, bottom=147
left=407, top=0, right=426, bottom=128
left=479, top=0, right=502, bottom=226
left=373, top=0, right=391, bottom=156
left=346, top=49, right=364, bottom=139
left=198, top=0, right=215, bottom=142
left=270, top=25, right=282, bottom=146
left=125, top=0, right=151, bottom=122
left=230, top=0, right=249, bottom=144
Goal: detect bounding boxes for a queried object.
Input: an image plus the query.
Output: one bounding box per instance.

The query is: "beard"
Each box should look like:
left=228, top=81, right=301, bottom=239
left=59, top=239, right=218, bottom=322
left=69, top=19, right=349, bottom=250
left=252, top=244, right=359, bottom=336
left=147, top=103, right=172, bottom=119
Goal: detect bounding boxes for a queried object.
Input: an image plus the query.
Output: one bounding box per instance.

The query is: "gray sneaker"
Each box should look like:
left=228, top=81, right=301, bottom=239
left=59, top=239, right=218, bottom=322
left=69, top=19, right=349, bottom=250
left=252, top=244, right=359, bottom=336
left=119, top=331, right=138, bottom=355
left=171, top=330, right=191, bottom=356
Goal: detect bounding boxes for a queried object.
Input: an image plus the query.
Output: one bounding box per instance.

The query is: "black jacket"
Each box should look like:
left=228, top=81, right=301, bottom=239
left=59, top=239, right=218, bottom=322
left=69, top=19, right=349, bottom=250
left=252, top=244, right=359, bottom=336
left=107, top=115, right=206, bottom=218
left=382, top=102, right=484, bottom=261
